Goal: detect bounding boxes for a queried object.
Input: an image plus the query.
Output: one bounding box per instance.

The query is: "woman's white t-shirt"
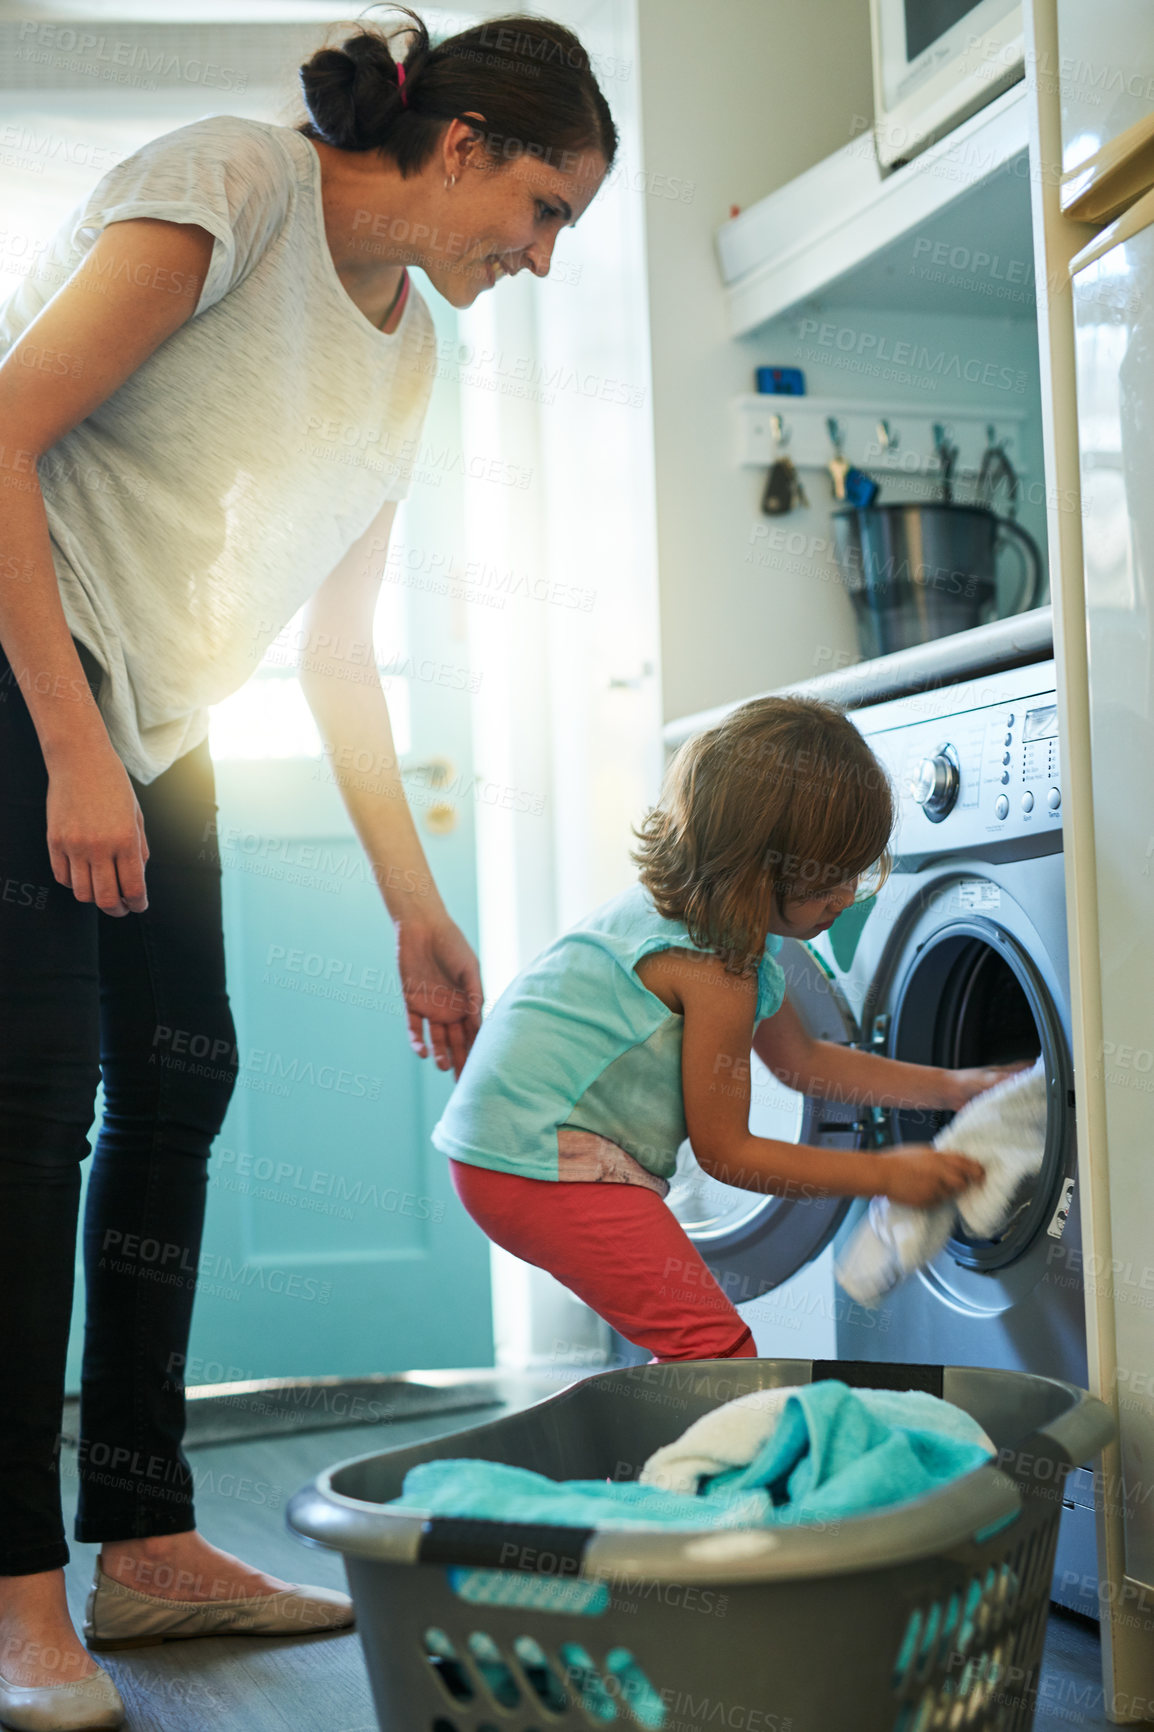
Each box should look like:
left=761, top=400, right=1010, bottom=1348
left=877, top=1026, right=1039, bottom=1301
left=0, top=114, right=437, bottom=783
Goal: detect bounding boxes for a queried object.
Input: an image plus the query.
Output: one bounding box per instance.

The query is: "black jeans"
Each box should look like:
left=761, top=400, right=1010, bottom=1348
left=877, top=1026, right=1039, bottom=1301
left=0, top=640, right=237, bottom=1573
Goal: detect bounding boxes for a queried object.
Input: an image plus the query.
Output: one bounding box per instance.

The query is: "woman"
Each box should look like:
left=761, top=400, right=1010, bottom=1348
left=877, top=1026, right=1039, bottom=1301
left=0, top=7, right=615, bottom=1726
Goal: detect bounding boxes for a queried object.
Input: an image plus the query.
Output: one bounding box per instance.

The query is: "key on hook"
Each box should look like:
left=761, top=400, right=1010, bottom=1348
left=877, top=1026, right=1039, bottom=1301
left=826, top=415, right=849, bottom=502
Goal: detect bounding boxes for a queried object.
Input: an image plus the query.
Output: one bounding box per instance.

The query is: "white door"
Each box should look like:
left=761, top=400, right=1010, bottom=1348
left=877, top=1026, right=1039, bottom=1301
left=1071, top=190, right=1154, bottom=1588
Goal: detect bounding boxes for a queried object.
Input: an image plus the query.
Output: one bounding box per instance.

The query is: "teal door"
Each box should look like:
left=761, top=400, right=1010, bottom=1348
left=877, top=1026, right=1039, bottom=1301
left=66, top=284, right=493, bottom=1387
left=193, top=284, right=491, bottom=1381
left=192, top=746, right=490, bottom=1383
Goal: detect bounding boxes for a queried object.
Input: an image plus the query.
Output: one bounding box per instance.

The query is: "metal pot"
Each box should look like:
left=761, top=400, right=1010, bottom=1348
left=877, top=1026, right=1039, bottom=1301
left=831, top=502, right=1043, bottom=661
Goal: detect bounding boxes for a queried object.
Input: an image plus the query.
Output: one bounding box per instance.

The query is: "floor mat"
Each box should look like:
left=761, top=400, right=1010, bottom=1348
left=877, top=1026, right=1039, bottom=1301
left=60, top=1373, right=509, bottom=1448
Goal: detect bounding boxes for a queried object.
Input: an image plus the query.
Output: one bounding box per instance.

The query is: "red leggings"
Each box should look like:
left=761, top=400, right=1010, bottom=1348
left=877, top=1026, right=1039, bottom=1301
left=450, top=1160, right=756, bottom=1364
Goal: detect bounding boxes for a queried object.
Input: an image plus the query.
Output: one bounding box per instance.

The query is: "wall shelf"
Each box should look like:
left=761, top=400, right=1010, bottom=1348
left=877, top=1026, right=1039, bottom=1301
left=717, top=83, right=1031, bottom=336
left=735, top=394, right=1030, bottom=480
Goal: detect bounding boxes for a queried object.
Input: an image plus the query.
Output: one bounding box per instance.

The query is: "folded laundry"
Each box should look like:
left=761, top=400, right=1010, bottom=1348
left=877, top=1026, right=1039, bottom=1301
left=387, top=1381, right=994, bottom=1534
left=836, top=1057, right=1048, bottom=1308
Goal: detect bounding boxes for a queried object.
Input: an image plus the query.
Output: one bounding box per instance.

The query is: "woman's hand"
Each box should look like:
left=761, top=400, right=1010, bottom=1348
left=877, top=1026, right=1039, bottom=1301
left=937, top=1062, right=1033, bottom=1114
left=874, top=1145, right=986, bottom=1207
left=46, top=745, right=149, bottom=916
left=395, top=913, right=483, bottom=1078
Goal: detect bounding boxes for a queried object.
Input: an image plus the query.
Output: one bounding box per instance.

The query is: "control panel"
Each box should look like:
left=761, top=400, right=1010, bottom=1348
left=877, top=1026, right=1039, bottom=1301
left=849, top=661, right=1062, bottom=858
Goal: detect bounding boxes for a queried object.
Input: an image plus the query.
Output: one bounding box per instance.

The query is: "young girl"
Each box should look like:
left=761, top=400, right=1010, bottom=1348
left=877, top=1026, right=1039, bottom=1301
left=433, top=696, right=1000, bottom=1363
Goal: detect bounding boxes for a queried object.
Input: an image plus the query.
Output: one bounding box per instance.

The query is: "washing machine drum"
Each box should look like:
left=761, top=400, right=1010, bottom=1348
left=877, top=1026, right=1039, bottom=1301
left=877, top=905, right=1074, bottom=1277
left=665, top=942, right=862, bottom=1305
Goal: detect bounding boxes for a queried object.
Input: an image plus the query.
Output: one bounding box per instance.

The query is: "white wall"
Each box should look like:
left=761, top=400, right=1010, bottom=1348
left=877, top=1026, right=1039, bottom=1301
left=730, top=302, right=1049, bottom=688
left=634, top=0, right=875, bottom=723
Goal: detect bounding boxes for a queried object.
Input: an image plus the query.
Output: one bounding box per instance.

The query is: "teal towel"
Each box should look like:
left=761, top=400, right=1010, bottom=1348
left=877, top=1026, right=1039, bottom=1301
left=389, top=1381, right=993, bottom=1532
left=393, top=1457, right=772, bottom=1531
left=708, top=1382, right=992, bottom=1523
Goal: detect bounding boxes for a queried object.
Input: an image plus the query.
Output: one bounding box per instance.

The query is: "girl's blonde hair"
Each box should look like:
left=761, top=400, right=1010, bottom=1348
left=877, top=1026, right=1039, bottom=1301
left=631, top=695, right=894, bottom=975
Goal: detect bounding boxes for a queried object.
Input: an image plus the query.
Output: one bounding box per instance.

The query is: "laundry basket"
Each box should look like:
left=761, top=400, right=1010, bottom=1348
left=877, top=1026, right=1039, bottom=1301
left=287, top=1358, right=1113, bottom=1732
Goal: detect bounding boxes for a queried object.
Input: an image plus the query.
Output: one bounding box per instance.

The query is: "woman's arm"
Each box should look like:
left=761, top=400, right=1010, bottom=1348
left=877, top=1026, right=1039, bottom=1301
left=296, top=505, right=482, bottom=1077
left=0, top=217, right=214, bottom=914
left=679, top=952, right=984, bottom=1207
left=753, top=995, right=1024, bottom=1114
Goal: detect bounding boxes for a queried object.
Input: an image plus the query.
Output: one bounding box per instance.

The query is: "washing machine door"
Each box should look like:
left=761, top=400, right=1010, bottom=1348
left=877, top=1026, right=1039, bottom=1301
left=868, top=863, right=1080, bottom=1324
left=665, top=940, right=865, bottom=1304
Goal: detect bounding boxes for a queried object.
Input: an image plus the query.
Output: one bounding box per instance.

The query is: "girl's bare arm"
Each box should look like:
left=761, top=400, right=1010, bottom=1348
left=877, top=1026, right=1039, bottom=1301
left=678, top=952, right=984, bottom=1207
left=753, top=995, right=1027, bottom=1114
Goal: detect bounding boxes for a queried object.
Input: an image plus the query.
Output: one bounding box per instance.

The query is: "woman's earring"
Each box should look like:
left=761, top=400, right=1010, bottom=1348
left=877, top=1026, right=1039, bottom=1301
left=444, top=173, right=457, bottom=190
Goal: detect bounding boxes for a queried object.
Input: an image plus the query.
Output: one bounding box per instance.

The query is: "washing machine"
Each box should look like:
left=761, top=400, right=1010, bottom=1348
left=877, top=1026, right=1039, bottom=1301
left=665, top=653, right=1097, bottom=1612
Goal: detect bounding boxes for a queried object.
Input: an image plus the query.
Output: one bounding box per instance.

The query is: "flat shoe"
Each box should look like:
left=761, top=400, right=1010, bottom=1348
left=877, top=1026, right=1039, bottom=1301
left=0, top=1664, right=123, bottom=1731
left=83, top=1563, right=354, bottom=1651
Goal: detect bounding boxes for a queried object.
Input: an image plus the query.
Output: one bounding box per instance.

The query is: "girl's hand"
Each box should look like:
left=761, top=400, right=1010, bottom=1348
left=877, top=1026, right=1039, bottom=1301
left=874, top=1145, right=985, bottom=1207
left=47, top=745, right=150, bottom=916
left=395, top=914, right=483, bottom=1079
left=938, top=1062, right=1033, bottom=1114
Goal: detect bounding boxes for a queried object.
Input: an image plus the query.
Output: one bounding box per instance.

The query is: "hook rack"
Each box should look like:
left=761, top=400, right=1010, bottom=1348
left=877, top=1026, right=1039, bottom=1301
left=735, top=394, right=1030, bottom=481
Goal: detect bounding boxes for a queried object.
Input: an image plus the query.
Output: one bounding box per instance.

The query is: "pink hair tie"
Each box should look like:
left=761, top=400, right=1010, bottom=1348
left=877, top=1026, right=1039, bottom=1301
left=396, top=62, right=407, bottom=106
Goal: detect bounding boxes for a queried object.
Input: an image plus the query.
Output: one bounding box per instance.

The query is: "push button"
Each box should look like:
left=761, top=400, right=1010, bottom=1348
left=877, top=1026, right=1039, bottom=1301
left=1004, top=732, right=1013, bottom=746
left=1048, top=787, right=1061, bottom=811
left=1000, top=771, right=1010, bottom=785
left=1002, top=752, right=1011, bottom=766
left=1021, top=791, right=1035, bottom=814
left=995, top=795, right=1010, bottom=819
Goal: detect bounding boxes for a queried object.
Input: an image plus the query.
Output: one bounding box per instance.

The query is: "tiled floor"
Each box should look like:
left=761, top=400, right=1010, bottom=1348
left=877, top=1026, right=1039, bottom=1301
left=52, top=1377, right=1151, bottom=1731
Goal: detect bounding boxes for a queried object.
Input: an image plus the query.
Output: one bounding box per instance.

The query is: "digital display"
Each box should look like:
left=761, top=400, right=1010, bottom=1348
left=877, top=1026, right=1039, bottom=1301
left=905, top=0, right=987, bottom=62
left=1023, top=704, right=1058, bottom=743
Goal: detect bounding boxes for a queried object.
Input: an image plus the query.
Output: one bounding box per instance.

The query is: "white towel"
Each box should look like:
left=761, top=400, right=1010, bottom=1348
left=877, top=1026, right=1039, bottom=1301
left=950, top=1056, right=1049, bottom=1237
left=836, top=1057, right=1048, bottom=1308
left=639, top=1388, right=795, bottom=1495
left=834, top=1194, right=956, bottom=1311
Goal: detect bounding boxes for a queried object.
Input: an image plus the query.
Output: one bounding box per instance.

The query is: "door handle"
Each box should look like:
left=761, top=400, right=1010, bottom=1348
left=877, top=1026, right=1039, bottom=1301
left=401, top=756, right=455, bottom=790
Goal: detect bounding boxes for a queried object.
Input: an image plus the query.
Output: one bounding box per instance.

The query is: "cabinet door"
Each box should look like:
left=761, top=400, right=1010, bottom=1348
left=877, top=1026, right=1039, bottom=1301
left=1072, top=195, right=1154, bottom=1588
left=1058, top=0, right=1154, bottom=220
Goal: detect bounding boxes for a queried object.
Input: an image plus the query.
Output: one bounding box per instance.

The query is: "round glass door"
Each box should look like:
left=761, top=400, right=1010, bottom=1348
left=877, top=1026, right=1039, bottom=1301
left=885, top=919, right=1071, bottom=1273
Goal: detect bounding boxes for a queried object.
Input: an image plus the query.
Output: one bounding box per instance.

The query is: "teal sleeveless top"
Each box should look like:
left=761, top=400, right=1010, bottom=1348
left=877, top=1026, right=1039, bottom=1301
left=432, top=881, right=786, bottom=1183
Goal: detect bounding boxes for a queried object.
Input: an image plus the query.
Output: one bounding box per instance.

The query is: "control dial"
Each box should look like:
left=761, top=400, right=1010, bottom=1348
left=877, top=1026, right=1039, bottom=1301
left=912, top=744, right=960, bottom=823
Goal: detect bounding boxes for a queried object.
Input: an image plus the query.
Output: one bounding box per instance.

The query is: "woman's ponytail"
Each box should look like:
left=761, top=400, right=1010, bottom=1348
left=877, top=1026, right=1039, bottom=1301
left=299, top=15, right=427, bottom=153
left=298, top=5, right=617, bottom=174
